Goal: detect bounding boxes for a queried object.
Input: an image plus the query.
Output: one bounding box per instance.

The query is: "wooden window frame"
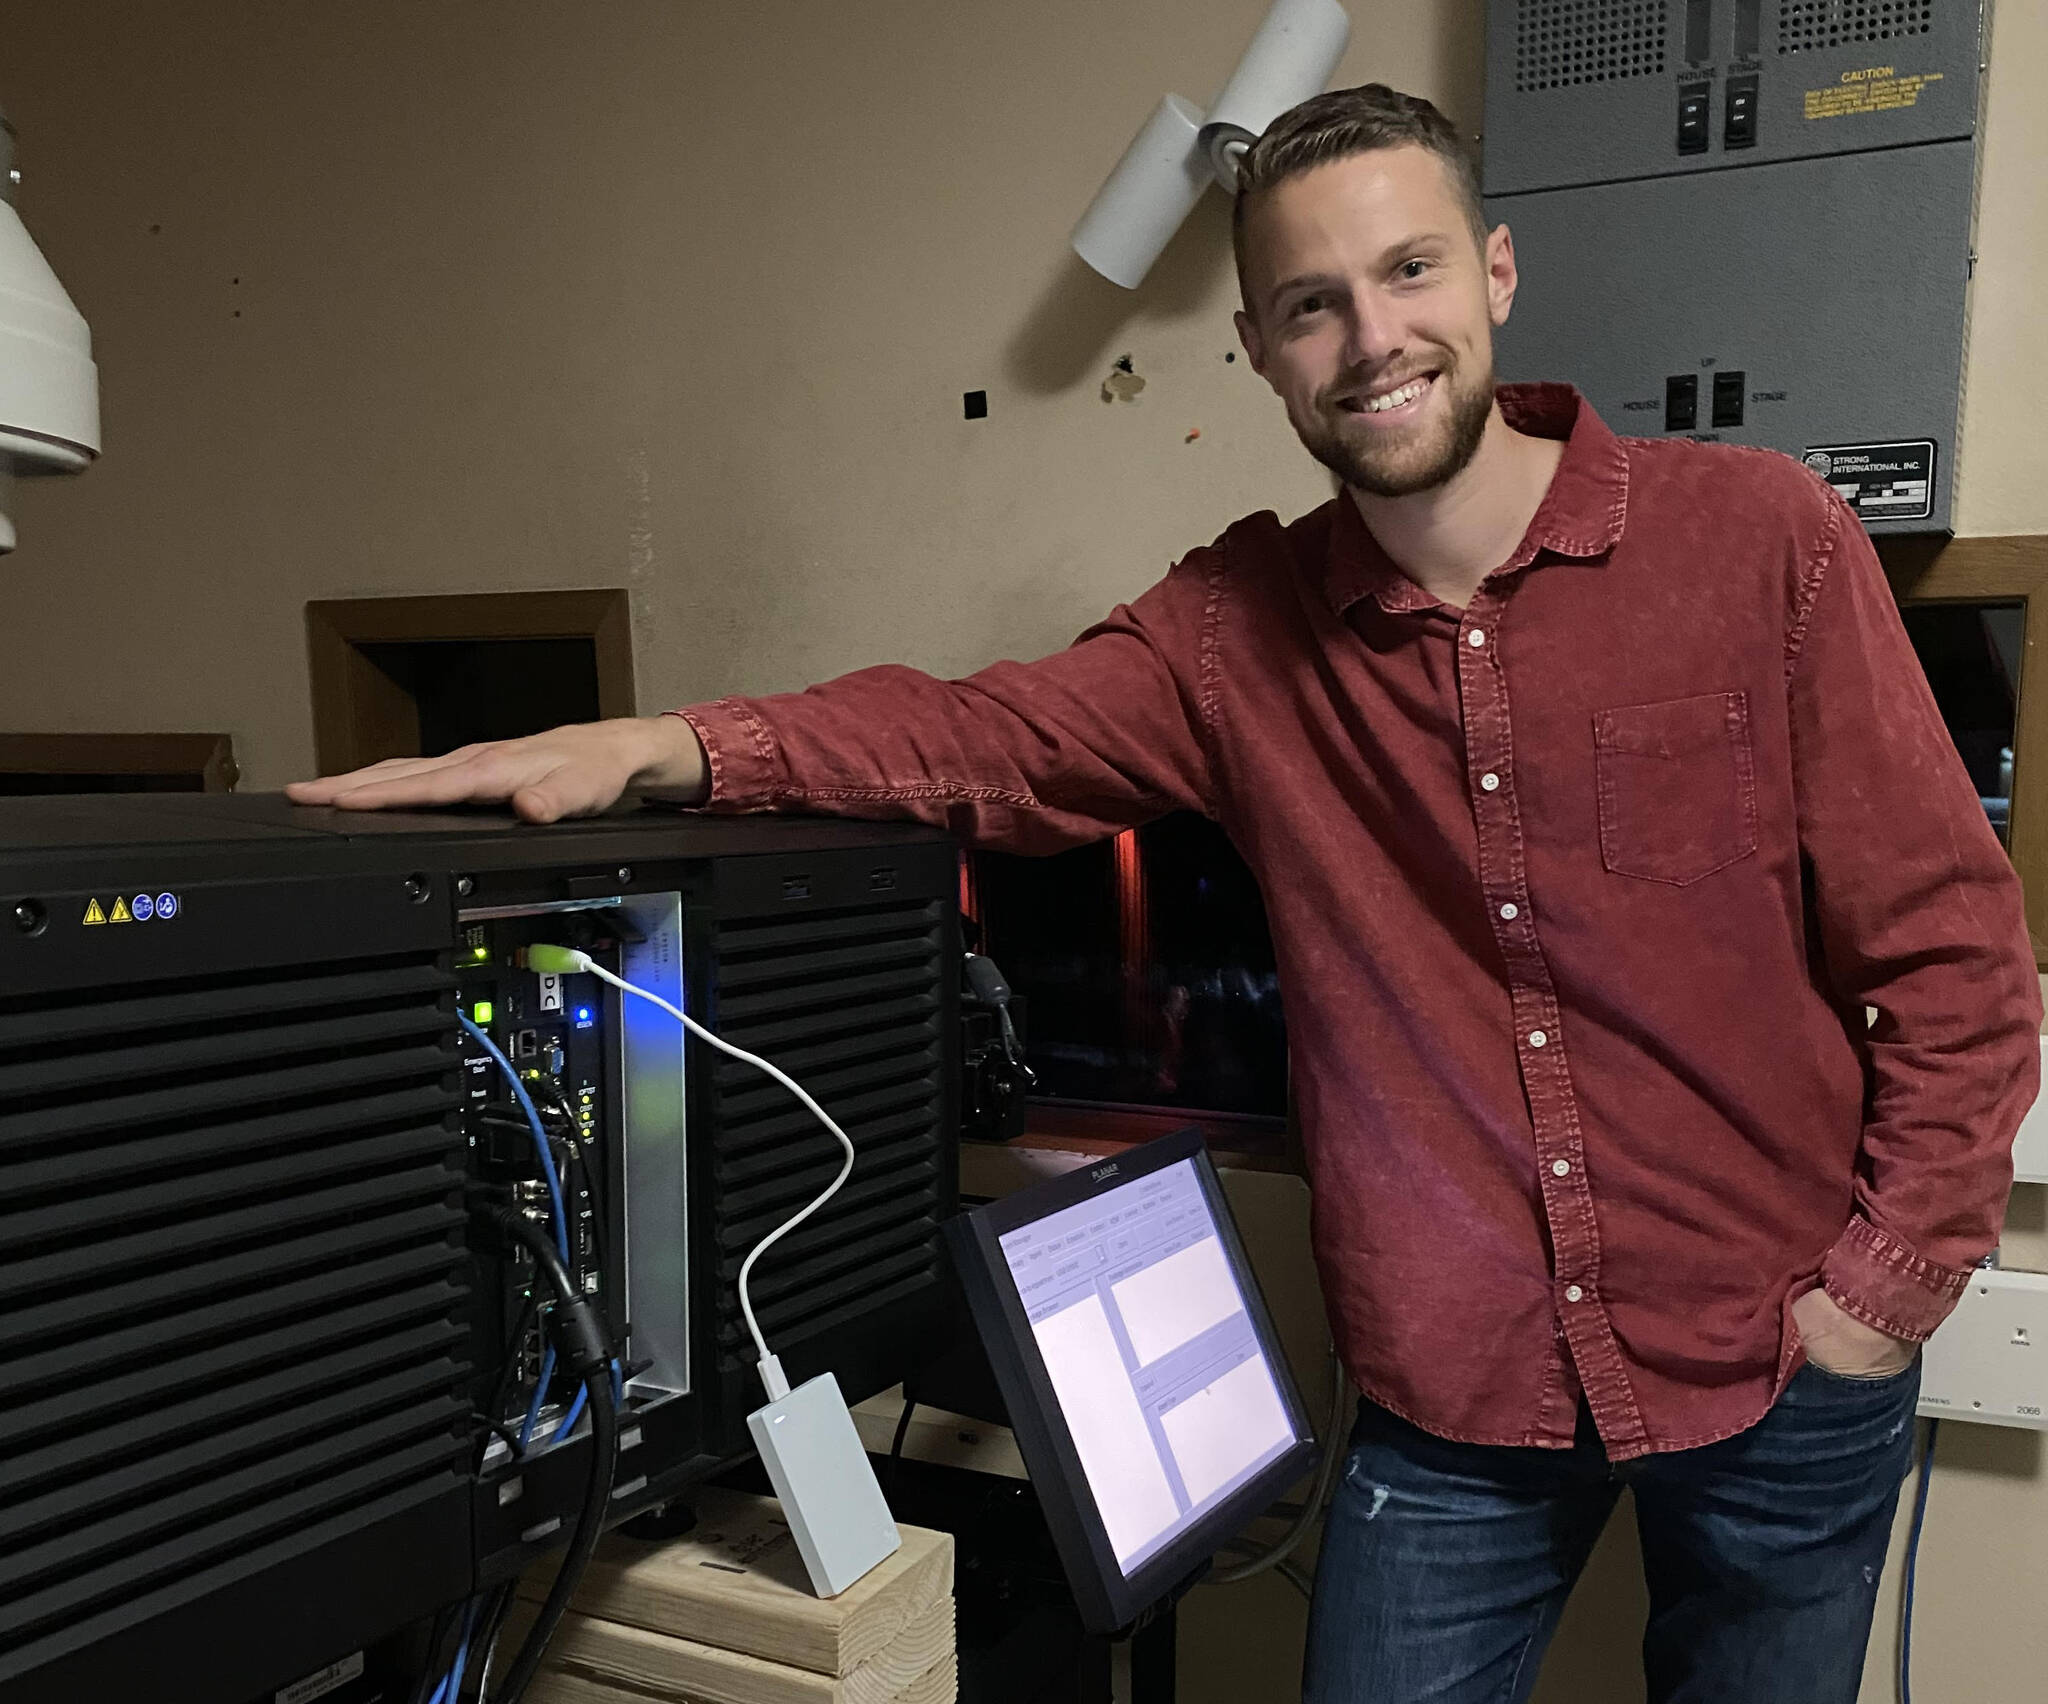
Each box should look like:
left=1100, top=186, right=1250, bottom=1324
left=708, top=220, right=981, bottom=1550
left=304, top=590, right=635, bottom=776
left=0, top=732, right=237, bottom=791
left=1878, top=534, right=2048, bottom=962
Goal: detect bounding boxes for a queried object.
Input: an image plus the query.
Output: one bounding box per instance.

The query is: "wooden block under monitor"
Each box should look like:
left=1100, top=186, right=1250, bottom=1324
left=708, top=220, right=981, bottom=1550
left=517, top=1599, right=956, bottom=1704
left=520, top=1489, right=953, bottom=1681
left=525, top=1652, right=957, bottom=1704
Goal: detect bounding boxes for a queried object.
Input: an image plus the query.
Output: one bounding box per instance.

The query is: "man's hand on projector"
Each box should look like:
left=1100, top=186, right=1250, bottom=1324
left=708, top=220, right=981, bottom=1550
left=283, top=715, right=710, bottom=823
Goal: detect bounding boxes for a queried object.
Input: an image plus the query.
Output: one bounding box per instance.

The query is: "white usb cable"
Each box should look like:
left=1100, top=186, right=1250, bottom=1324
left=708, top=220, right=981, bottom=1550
left=524, top=944, right=853, bottom=1402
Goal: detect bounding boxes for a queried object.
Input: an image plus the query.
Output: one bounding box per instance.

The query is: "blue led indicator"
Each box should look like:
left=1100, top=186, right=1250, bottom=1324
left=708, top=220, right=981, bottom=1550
left=574, top=1006, right=595, bottom=1029
left=131, top=894, right=155, bottom=922
left=155, top=892, right=180, bottom=920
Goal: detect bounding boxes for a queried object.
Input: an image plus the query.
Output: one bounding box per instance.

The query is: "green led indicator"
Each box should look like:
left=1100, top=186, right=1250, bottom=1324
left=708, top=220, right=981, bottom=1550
left=472, top=945, right=490, bottom=963
left=472, top=1000, right=495, bottom=1025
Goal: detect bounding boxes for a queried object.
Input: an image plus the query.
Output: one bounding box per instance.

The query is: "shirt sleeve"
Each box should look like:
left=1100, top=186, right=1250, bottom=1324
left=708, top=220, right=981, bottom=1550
left=1788, top=492, right=2043, bottom=1340
left=667, top=548, right=1223, bottom=855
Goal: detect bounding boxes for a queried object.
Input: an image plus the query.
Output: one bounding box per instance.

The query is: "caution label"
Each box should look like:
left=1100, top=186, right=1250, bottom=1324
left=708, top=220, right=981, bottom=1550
left=1804, top=67, right=1944, bottom=121
left=82, top=897, right=107, bottom=926
left=109, top=896, right=134, bottom=923
left=1802, top=440, right=1936, bottom=523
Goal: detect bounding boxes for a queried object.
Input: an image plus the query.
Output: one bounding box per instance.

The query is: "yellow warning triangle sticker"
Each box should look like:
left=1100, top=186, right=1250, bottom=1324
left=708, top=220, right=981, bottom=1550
left=109, top=896, right=134, bottom=923
left=82, top=898, right=107, bottom=925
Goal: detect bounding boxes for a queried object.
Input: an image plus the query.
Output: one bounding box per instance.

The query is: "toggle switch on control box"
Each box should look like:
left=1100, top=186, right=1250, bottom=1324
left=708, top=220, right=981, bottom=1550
left=1918, top=1269, right=2048, bottom=1432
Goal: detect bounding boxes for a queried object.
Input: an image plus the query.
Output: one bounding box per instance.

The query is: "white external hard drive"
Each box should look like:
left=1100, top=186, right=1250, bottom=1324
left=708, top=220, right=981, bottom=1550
left=746, top=1371, right=902, bottom=1597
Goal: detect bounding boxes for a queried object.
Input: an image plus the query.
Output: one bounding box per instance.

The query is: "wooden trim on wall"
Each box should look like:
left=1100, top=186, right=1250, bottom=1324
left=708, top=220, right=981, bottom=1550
left=0, top=732, right=238, bottom=790
left=304, top=589, right=636, bottom=776
left=1878, top=534, right=2048, bottom=603
left=1877, top=535, right=2048, bottom=960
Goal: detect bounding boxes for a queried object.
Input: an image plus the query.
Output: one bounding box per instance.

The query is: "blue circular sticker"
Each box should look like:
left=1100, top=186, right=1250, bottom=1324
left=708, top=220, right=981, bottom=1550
left=155, top=892, right=180, bottom=921
left=131, top=894, right=155, bottom=922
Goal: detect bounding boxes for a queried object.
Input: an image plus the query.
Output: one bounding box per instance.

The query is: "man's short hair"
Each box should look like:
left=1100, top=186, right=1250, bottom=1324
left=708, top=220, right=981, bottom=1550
left=1232, top=84, right=1487, bottom=304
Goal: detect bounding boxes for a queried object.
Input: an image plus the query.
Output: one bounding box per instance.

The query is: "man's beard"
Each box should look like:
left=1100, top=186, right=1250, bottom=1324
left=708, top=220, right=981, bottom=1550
left=1295, top=357, right=1495, bottom=498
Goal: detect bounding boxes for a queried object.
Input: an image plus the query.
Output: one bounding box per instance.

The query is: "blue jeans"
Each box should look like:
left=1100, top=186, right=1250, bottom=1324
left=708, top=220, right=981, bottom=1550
left=1302, top=1361, right=1920, bottom=1704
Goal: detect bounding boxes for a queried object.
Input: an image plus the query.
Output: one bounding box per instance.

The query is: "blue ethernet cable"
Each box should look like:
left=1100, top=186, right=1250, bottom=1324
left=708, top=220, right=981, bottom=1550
left=464, top=1008, right=578, bottom=1462
left=550, top=1385, right=588, bottom=1445
left=458, top=1011, right=570, bottom=1263
left=461, top=1007, right=625, bottom=1458
left=518, top=1347, right=556, bottom=1450
left=425, top=1597, right=479, bottom=1704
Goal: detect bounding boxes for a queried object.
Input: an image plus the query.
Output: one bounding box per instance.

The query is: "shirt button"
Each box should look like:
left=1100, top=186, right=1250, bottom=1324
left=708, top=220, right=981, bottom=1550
left=1552, top=1159, right=1571, bottom=1177
left=1499, top=902, right=1519, bottom=921
left=1480, top=772, right=1501, bottom=792
left=1467, top=629, right=1487, bottom=648
left=1564, top=1284, right=1585, bottom=1303
left=1529, top=1029, right=1548, bottom=1047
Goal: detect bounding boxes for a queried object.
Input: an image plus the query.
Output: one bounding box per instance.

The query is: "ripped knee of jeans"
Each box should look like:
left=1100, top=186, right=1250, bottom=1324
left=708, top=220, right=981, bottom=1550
left=1344, top=1458, right=1392, bottom=1521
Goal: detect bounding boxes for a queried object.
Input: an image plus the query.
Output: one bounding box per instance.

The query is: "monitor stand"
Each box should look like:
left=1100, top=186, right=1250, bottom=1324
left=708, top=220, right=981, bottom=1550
left=1082, top=1560, right=1209, bottom=1704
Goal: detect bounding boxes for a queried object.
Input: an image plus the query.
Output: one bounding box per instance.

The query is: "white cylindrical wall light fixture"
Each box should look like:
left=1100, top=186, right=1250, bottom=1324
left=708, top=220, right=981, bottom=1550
left=1070, top=95, right=1210, bottom=291
left=0, top=109, right=100, bottom=555
left=1200, top=0, right=1352, bottom=188
left=1069, top=0, right=1352, bottom=290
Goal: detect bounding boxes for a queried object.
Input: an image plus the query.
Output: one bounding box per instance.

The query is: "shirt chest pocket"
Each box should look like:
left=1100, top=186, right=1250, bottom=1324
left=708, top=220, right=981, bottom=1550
left=1592, top=691, right=1758, bottom=886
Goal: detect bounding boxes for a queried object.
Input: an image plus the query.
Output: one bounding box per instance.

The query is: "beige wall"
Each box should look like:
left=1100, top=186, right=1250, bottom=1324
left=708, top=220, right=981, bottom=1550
left=1954, top=0, right=2048, bottom=534
left=1, top=1, right=2043, bottom=1700
left=0, top=0, right=1478, bottom=785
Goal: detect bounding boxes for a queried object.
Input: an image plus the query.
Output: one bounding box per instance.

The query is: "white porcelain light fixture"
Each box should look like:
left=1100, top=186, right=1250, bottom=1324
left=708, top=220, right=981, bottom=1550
left=0, top=108, right=100, bottom=554
left=1071, top=0, right=1352, bottom=289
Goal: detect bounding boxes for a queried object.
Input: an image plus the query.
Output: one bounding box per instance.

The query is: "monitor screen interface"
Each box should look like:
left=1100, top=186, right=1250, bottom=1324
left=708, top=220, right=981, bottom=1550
left=997, top=1158, right=1301, bottom=1576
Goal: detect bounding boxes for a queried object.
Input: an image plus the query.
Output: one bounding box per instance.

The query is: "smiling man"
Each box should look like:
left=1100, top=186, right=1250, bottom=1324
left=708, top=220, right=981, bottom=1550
left=290, top=86, right=2040, bottom=1703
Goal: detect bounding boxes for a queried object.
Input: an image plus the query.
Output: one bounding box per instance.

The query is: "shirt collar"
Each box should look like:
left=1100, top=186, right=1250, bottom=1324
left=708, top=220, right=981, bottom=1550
left=1323, top=382, right=1631, bottom=618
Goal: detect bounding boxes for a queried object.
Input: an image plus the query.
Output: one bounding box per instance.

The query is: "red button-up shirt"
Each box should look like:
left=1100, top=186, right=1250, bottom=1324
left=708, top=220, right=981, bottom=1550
left=678, top=384, right=2040, bottom=1459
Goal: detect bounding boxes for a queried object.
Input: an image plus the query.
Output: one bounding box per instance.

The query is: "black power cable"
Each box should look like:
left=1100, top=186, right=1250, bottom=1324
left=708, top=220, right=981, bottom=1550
left=885, top=1397, right=917, bottom=1496
left=475, top=1204, right=620, bottom=1704
left=468, top=1580, right=523, bottom=1703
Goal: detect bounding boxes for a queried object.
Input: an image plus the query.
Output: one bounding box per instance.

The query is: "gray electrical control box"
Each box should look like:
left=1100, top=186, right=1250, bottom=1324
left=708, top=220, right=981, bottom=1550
left=1483, top=0, right=1987, bottom=533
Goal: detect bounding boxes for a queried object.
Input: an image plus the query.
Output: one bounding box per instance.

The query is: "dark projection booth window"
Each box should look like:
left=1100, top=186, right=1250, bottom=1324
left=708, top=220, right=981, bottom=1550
left=1899, top=602, right=2023, bottom=845
left=965, top=814, right=1288, bottom=1120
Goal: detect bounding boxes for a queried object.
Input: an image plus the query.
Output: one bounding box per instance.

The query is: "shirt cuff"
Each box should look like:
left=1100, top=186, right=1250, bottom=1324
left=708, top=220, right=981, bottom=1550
left=666, top=700, right=786, bottom=809
left=1820, top=1216, right=1973, bottom=1343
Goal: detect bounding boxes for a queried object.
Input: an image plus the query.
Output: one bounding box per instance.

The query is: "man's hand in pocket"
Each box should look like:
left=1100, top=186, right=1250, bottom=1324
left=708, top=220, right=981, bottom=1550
left=1793, top=1287, right=1918, bottom=1379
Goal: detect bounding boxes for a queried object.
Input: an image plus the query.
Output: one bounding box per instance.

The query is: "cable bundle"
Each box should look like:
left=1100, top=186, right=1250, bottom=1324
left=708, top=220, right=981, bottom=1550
left=424, top=948, right=863, bottom=1703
